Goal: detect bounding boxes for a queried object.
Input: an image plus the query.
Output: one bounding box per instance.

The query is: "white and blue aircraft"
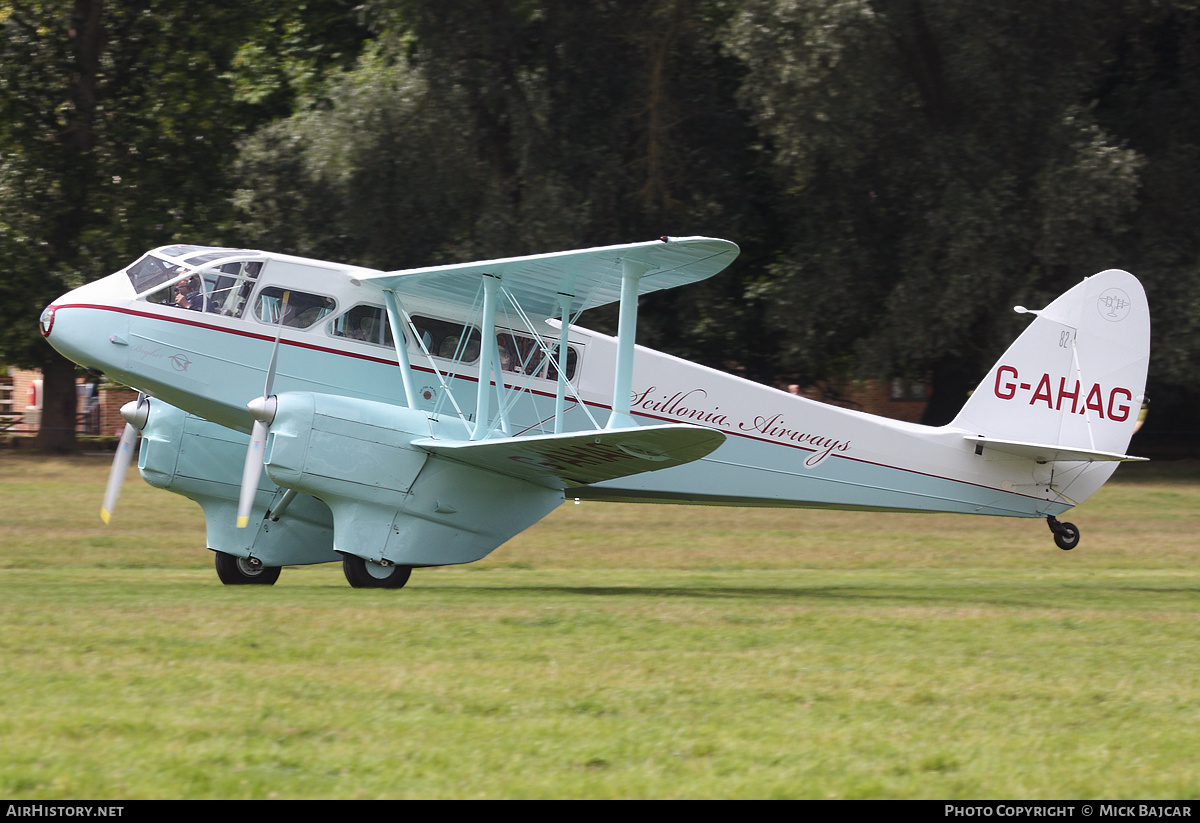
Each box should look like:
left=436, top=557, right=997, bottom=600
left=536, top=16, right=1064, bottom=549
left=40, top=237, right=1150, bottom=587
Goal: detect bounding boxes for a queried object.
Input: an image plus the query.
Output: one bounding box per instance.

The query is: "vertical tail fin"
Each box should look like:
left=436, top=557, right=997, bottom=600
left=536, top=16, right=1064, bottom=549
left=951, top=270, right=1150, bottom=504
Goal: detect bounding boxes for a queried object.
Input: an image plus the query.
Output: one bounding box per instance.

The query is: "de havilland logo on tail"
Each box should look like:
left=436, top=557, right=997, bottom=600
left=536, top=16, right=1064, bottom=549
left=1098, top=288, right=1132, bottom=322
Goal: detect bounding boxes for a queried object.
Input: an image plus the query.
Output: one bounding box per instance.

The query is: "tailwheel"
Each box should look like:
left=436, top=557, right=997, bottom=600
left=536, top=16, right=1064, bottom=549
left=1046, top=516, right=1080, bottom=551
left=341, top=553, right=412, bottom=589
left=214, top=551, right=282, bottom=585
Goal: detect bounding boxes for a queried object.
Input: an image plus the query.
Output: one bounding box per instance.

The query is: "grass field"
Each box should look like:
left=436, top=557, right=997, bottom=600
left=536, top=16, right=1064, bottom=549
left=1, top=453, right=1198, bottom=799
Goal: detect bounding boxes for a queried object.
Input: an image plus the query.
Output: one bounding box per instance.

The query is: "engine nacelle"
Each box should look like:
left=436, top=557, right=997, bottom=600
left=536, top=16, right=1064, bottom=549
left=136, top=399, right=337, bottom=567
left=263, top=392, right=564, bottom=567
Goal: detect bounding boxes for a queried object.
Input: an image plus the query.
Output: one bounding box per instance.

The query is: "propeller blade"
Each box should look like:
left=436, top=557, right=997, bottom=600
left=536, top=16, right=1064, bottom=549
left=101, top=394, right=149, bottom=524
left=262, top=290, right=289, bottom=397
left=263, top=331, right=282, bottom=398
left=236, top=291, right=289, bottom=529
left=236, top=419, right=270, bottom=529
left=101, top=422, right=138, bottom=524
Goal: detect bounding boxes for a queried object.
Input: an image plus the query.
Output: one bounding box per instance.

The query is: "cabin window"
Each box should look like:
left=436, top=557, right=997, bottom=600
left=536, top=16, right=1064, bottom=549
left=496, top=331, right=539, bottom=374
left=328, top=304, right=398, bottom=348
left=142, top=270, right=220, bottom=314
left=202, top=261, right=262, bottom=318
left=544, top=344, right=579, bottom=382
left=408, top=315, right=481, bottom=363
left=496, top=330, right=579, bottom=381
left=254, top=286, right=336, bottom=329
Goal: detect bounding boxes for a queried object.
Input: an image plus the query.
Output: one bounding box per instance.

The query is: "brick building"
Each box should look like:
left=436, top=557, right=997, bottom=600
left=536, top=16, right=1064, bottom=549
left=790, top=377, right=931, bottom=424
left=1, top=367, right=138, bottom=438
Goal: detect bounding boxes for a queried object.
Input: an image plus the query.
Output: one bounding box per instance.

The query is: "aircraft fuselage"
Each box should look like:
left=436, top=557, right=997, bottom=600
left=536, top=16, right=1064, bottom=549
left=45, top=246, right=1093, bottom=521
left=41, top=241, right=1149, bottom=582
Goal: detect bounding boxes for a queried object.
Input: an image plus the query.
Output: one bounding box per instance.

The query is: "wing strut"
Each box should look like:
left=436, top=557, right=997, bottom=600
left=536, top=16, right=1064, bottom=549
left=473, top=273, right=500, bottom=440
left=607, top=258, right=653, bottom=430
left=554, top=292, right=572, bottom=434
left=383, top=290, right=418, bottom=410
left=384, top=290, right=475, bottom=428
left=486, top=307, right=511, bottom=436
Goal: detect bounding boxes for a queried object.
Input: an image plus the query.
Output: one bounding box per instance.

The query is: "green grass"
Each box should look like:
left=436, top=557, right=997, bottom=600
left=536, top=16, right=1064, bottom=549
left=1, top=453, right=1199, bottom=798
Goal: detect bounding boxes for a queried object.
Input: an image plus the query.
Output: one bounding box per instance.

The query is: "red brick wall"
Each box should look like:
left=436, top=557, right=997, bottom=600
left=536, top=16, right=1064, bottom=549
left=792, top=378, right=930, bottom=424
left=2, top=368, right=140, bottom=436
left=101, top=387, right=140, bottom=436
left=5, top=369, right=43, bottom=433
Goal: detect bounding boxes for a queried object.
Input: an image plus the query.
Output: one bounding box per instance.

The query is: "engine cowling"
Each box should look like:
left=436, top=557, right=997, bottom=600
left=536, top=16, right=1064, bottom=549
left=263, top=393, right=564, bottom=567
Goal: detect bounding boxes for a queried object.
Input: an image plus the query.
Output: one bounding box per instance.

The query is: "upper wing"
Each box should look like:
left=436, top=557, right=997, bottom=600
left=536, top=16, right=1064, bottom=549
left=357, top=236, right=739, bottom=318
left=412, top=424, right=726, bottom=488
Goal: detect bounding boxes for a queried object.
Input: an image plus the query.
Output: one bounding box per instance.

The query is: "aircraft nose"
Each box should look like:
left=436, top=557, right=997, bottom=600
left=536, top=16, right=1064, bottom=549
left=39, top=296, right=113, bottom=372
left=39, top=304, right=57, bottom=337
left=39, top=272, right=134, bottom=371
left=40, top=301, right=82, bottom=363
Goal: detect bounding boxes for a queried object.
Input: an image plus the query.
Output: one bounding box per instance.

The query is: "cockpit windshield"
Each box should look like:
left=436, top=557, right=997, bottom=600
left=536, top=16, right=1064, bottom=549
left=126, top=254, right=182, bottom=295
left=126, top=247, right=264, bottom=318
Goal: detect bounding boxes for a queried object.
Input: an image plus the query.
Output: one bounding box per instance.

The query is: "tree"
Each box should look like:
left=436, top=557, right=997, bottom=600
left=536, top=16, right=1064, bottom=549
left=1092, top=1, right=1200, bottom=448
left=233, top=43, right=486, bottom=268
left=0, top=0, right=369, bottom=450
left=236, top=0, right=779, bottom=375
left=0, top=0, right=111, bottom=450
left=728, top=0, right=1146, bottom=422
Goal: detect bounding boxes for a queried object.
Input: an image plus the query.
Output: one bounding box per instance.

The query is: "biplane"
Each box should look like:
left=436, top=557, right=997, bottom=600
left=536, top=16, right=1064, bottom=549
left=40, top=237, right=1150, bottom=587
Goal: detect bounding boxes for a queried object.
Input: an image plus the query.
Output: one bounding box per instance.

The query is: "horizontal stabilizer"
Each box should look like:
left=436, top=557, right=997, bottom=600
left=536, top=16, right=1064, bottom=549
left=413, top=424, right=726, bottom=488
left=964, top=435, right=1147, bottom=463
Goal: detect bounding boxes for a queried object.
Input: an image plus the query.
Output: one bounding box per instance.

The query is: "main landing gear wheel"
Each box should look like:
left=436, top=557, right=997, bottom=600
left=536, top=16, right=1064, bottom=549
left=214, top=551, right=282, bottom=585
left=342, top=554, right=412, bottom=589
left=1046, top=516, right=1080, bottom=551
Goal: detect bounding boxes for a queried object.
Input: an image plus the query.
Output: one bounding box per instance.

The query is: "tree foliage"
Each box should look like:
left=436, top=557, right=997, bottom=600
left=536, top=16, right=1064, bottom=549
left=0, top=0, right=367, bottom=449
left=729, top=0, right=1150, bottom=419
left=3, top=0, right=1198, bottom=446
left=1094, top=1, right=1200, bottom=431
left=233, top=0, right=778, bottom=373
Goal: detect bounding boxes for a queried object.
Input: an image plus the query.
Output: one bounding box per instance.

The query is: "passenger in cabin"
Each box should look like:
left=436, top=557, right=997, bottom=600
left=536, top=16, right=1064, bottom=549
left=173, top=276, right=203, bottom=311
left=291, top=305, right=324, bottom=327
left=358, top=315, right=381, bottom=343
left=497, top=336, right=516, bottom=371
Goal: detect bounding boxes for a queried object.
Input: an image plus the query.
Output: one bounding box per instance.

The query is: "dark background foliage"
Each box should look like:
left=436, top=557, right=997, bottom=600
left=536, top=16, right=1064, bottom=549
left=2, top=0, right=1196, bottom=451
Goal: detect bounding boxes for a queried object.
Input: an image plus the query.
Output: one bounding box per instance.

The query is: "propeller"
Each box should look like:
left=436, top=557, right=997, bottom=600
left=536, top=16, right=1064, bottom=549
left=101, top=394, right=150, bottom=524
left=236, top=291, right=289, bottom=528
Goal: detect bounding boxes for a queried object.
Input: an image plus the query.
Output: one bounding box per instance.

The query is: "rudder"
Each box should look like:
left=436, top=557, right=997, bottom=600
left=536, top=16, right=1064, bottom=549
left=951, top=270, right=1150, bottom=505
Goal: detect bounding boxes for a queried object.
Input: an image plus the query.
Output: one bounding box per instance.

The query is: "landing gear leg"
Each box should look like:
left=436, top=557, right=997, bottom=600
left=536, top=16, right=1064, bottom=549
left=214, top=551, right=282, bottom=585
left=341, top=553, right=412, bottom=589
left=1046, top=516, right=1080, bottom=551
